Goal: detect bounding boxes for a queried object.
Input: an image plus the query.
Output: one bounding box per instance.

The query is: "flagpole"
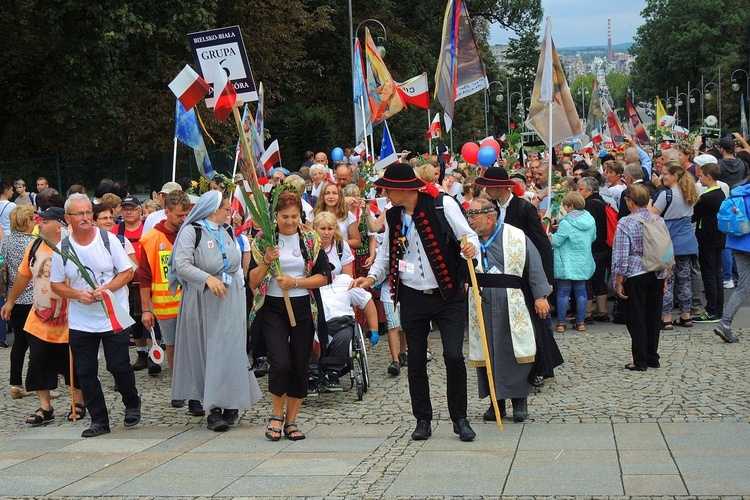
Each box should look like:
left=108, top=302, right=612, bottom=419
left=547, top=102, right=553, bottom=235
left=231, top=147, right=240, bottom=179
left=428, top=109, right=433, bottom=155
left=171, top=136, right=178, bottom=182
left=360, top=95, right=369, bottom=159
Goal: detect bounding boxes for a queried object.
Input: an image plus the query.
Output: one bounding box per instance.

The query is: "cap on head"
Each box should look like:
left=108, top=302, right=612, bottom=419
left=121, top=196, right=141, bottom=207
left=37, top=206, right=67, bottom=226
left=562, top=146, right=574, bottom=154
left=159, top=182, right=182, bottom=194
left=717, top=136, right=736, bottom=151
left=694, top=154, right=719, bottom=167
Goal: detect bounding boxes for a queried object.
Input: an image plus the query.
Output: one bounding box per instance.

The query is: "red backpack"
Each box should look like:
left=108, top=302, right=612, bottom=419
left=594, top=199, right=619, bottom=247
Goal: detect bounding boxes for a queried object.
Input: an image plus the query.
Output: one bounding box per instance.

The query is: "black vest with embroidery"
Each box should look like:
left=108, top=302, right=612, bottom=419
left=385, top=193, right=464, bottom=302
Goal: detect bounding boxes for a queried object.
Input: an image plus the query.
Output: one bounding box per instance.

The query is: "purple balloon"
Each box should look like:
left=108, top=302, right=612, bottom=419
left=477, top=145, right=498, bottom=167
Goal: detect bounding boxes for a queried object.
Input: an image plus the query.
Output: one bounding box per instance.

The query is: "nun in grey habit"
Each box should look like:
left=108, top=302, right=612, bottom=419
left=168, top=191, right=262, bottom=429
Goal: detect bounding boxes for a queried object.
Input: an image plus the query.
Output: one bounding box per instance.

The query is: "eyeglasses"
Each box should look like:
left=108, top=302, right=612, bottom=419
left=121, top=206, right=140, bottom=212
left=68, top=211, right=93, bottom=217
left=96, top=216, right=115, bottom=221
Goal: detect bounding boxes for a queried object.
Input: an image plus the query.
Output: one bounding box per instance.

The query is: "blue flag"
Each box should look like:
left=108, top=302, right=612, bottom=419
left=175, top=100, right=213, bottom=179
left=374, top=120, right=398, bottom=171
left=353, top=39, right=372, bottom=143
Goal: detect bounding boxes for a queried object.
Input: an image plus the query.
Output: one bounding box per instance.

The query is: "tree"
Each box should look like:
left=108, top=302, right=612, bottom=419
left=605, top=72, right=631, bottom=110
left=570, top=74, right=596, bottom=118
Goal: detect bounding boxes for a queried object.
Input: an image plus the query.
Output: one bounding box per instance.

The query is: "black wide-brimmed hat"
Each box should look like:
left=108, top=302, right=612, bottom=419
left=474, top=167, right=516, bottom=188
left=374, top=163, right=425, bottom=190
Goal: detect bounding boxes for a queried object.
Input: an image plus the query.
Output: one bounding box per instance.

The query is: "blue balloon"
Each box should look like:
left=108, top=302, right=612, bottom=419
left=331, top=147, right=345, bottom=162
left=477, top=145, right=498, bottom=167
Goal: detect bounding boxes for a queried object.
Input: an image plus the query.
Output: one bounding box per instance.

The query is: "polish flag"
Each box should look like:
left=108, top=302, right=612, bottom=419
left=168, top=65, right=210, bottom=111
left=592, top=130, right=603, bottom=146
left=425, top=113, right=441, bottom=140
left=499, top=133, right=508, bottom=143
left=212, top=65, right=237, bottom=122
left=397, top=73, right=430, bottom=109
left=260, top=139, right=281, bottom=175
left=100, top=290, right=135, bottom=333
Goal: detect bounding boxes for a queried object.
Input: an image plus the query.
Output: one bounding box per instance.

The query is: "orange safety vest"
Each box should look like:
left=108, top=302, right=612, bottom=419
left=140, top=229, right=181, bottom=319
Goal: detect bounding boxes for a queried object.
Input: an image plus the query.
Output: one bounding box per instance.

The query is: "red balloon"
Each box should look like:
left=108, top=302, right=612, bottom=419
left=461, top=142, right=480, bottom=164
left=480, top=138, right=501, bottom=156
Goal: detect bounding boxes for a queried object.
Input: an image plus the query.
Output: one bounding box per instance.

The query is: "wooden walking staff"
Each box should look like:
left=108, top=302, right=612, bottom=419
left=462, top=236, right=502, bottom=430
left=231, top=105, right=296, bottom=326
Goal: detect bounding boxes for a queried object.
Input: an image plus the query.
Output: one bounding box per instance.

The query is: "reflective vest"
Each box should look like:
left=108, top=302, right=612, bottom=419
left=140, top=229, right=180, bottom=319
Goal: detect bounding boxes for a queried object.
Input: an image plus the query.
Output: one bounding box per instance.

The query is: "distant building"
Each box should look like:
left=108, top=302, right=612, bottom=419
left=490, top=44, right=511, bottom=72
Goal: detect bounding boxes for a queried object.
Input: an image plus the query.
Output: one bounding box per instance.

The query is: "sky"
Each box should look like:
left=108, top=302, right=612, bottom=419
left=489, top=0, right=648, bottom=48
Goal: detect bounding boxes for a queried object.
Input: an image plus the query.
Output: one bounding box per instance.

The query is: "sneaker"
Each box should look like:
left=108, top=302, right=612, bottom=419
left=398, top=353, right=408, bottom=367
left=132, top=351, right=148, bottom=371
left=714, top=323, right=739, bottom=343
left=171, top=399, right=186, bottom=408
left=387, top=360, right=401, bottom=376
left=307, top=384, right=319, bottom=397
left=426, top=348, right=433, bottom=362
left=1, top=341, right=9, bottom=348
left=147, top=358, right=162, bottom=376
left=692, top=312, right=720, bottom=323
left=724, top=280, right=735, bottom=289
left=187, top=399, right=205, bottom=416
left=322, top=376, right=343, bottom=393
left=253, top=357, right=268, bottom=377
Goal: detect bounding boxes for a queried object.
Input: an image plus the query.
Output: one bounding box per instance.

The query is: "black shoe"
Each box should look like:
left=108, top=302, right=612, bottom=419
left=82, top=423, right=111, bottom=438
left=187, top=399, right=205, bottom=416
left=223, top=409, right=239, bottom=425
left=411, top=420, right=431, bottom=440
left=171, top=399, right=186, bottom=408
left=124, top=398, right=141, bottom=427
left=253, top=357, right=268, bottom=377
left=452, top=418, right=476, bottom=441
left=531, top=375, right=545, bottom=387
left=398, top=353, right=408, bottom=367
left=387, top=360, right=401, bottom=376
left=483, top=400, right=507, bottom=421
left=207, top=409, right=229, bottom=432
left=147, top=358, right=162, bottom=376
left=624, top=363, right=647, bottom=372
left=511, top=398, right=529, bottom=422
left=322, top=376, right=343, bottom=393
left=132, top=351, right=148, bottom=371
left=593, top=313, right=610, bottom=322
left=0, top=341, right=9, bottom=348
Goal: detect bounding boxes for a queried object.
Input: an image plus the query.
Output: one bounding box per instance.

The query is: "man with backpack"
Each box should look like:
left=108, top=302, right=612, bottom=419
left=50, top=193, right=141, bottom=437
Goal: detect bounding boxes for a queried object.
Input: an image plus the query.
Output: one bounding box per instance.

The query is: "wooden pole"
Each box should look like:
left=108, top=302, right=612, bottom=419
left=231, top=105, right=296, bottom=326
left=462, top=236, right=502, bottom=429
left=69, top=347, right=76, bottom=423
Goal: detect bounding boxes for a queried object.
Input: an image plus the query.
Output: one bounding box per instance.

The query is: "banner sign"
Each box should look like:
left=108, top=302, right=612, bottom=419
left=188, top=26, right=257, bottom=106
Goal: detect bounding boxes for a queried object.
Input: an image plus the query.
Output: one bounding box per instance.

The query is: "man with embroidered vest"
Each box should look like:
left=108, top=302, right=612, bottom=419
left=138, top=191, right=197, bottom=410
left=351, top=163, right=480, bottom=441
left=466, top=198, right=554, bottom=423
left=50, top=193, right=141, bottom=438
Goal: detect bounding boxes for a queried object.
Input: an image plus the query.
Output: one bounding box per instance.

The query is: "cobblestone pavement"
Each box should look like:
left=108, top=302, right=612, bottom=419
left=1, top=301, right=749, bottom=498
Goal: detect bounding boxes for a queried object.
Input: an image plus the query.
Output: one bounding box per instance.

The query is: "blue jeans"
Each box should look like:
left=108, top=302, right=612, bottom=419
left=722, top=248, right=737, bottom=282
left=0, top=297, right=6, bottom=343
left=557, top=279, right=588, bottom=324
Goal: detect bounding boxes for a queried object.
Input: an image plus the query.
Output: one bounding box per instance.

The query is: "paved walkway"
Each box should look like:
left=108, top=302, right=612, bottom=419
left=1, top=296, right=749, bottom=498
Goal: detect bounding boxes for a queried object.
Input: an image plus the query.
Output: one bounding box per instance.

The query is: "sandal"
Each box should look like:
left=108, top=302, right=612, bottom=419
left=555, top=323, right=566, bottom=333
left=10, top=386, right=32, bottom=399
left=265, top=415, right=284, bottom=441
left=672, top=317, right=693, bottom=328
left=26, top=407, right=54, bottom=427
left=67, top=403, right=86, bottom=422
left=283, top=422, right=306, bottom=441
left=575, top=323, right=586, bottom=332
left=661, top=321, right=673, bottom=331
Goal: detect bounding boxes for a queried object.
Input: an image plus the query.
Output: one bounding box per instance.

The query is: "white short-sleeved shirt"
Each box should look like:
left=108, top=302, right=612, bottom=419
left=653, top=186, right=693, bottom=220
left=338, top=212, right=358, bottom=240
left=324, top=239, right=354, bottom=276
left=50, top=230, right=133, bottom=332
left=319, top=274, right=371, bottom=321
left=0, top=200, right=17, bottom=235
left=266, top=232, right=308, bottom=298
left=143, top=209, right=167, bottom=234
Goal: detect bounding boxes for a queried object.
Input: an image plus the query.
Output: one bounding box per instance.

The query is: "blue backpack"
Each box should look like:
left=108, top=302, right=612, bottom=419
left=717, top=195, right=750, bottom=237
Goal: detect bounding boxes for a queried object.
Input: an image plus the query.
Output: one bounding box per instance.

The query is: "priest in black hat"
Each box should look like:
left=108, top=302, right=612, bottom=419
left=475, top=167, right=554, bottom=284
left=351, top=163, right=480, bottom=442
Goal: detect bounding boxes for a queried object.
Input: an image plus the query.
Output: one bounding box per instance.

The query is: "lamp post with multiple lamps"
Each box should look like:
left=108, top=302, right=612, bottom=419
left=508, top=87, right=525, bottom=134
left=484, top=80, right=505, bottom=137
left=704, top=77, right=720, bottom=129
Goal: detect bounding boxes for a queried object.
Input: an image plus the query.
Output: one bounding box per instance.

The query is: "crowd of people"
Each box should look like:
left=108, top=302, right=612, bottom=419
left=2, top=129, right=749, bottom=440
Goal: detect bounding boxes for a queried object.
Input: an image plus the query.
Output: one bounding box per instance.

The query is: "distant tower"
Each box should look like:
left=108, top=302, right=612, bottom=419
left=607, top=19, right=614, bottom=61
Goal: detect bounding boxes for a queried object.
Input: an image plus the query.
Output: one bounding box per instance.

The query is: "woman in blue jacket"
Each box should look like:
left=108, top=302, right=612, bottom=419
left=552, top=192, right=596, bottom=332
left=714, top=177, right=750, bottom=343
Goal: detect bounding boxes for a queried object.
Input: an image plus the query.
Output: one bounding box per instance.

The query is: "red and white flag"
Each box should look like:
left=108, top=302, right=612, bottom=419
left=425, top=113, right=441, bottom=140
left=212, top=65, right=237, bottom=122
left=168, top=65, right=210, bottom=111
left=260, top=139, right=281, bottom=175
left=100, top=290, right=135, bottom=333
left=592, top=130, right=603, bottom=145
left=397, top=73, right=430, bottom=109
left=499, top=133, right=508, bottom=143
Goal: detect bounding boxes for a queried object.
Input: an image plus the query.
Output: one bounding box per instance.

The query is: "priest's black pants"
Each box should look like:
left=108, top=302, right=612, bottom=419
left=399, top=285, right=467, bottom=423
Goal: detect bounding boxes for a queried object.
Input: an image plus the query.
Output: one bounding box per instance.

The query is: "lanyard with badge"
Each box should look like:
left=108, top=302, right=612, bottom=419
left=398, top=211, right=415, bottom=275
left=479, top=222, right=502, bottom=274
left=203, top=219, right=232, bottom=287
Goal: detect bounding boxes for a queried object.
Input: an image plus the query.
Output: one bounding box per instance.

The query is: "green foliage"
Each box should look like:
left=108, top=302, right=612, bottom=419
left=0, top=0, right=543, bottom=182
left=605, top=72, right=631, bottom=110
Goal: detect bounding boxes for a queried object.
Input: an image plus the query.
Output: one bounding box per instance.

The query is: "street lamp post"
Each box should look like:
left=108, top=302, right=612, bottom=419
left=484, top=80, right=505, bottom=137
left=704, top=77, right=719, bottom=128
left=676, top=91, right=687, bottom=127
left=508, top=86, right=524, bottom=135
left=578, top=87, right=588, bottom=119
left=731, top=68, right=750, bottom=102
